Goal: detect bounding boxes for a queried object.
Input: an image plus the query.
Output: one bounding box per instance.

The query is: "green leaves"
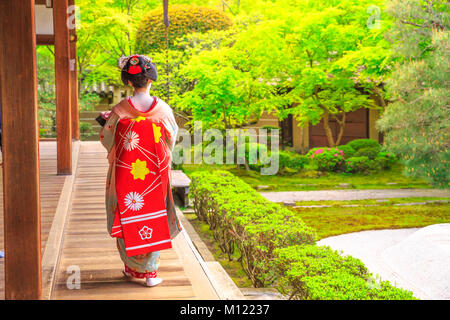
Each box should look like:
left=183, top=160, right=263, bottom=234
left=273, top=245, right=416, bottom=300
left=378, top=1, right=449, bottom=188
left=190, top=170, right=316, bottom=287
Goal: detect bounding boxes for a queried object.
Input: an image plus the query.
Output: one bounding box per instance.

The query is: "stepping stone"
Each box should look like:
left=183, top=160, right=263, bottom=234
left=283, top=202, right=296, bottom=207
left=182, top=208, right=196, bottom=215
left=376, top=199, right=389, bottom=202
left=394, top=202, right=427, bottom=206
left=386, top=182, right=398, bottom=185
left=294, top=205, right=333, bottom=208
left=256, top=185, right=270, bottom=190
left=338, top=183, right=351, bottom=188
left=240, top=288, right=284, bottom=300
left=426, top=200, right=450, bottom=204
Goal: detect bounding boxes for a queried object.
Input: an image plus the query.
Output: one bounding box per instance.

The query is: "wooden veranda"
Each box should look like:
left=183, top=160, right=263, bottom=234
left=0, top=0, right=232, bottom=300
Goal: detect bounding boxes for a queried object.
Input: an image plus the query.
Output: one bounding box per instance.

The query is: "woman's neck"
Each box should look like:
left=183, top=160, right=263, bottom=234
left=130, top=90, right=154, bottom=112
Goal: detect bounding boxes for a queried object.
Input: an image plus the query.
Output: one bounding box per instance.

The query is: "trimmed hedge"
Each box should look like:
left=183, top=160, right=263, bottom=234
left=273, top=245, right=416, bottom=300
left=346, top=139, right=381, bottom=152
left=190, top=170, right=316, bottom=287
left=136, top=5, right=233, bottom=52
left=190, top=170, right=417, bottom=299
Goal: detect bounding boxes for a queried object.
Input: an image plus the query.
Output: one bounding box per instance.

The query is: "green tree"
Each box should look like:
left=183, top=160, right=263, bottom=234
left=377, top=0, right=449, bottom=188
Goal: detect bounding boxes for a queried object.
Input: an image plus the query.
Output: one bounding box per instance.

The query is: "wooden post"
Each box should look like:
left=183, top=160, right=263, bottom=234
left=53, top=0, right=72, bottom=174
left=0, top=0, right=42, bottom=299
left=368, top=108, right=380, bottom=142
left=69, top=0, right=79, bottom=140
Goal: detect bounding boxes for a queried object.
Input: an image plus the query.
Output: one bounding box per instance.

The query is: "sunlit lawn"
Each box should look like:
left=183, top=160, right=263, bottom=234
left=291, top=202, right=450, bottom=240
left=181, top=162, right=432, bottom=191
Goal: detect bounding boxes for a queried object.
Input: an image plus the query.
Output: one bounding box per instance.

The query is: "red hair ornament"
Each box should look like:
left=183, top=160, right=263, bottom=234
left=128, top=65, right=142, bottom=74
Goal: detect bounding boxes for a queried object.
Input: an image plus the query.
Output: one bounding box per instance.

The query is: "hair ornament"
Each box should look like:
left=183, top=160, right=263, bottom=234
left=129, top=55, right=139, bottom=66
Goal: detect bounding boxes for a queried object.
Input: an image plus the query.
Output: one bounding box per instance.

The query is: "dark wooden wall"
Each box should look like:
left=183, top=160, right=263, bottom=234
left=309, top=108, right=369, bottom=147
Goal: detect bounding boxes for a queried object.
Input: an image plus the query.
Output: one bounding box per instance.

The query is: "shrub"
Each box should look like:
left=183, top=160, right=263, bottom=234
left=354, top=146, right=381, bottom=160
left=136, top=5, right=233, bottom=52
left=279, top=151, right=308, bottom=171
left=273, top=245, right=416, bottom=300
left=376, top=151, right=398, bottom=169
left=307, top=147, right=346, bottom=172
left=337, top=144, right=356, bottom=159
left=345, top=156, right=381, bottom=174
left=346, top=139, right=381, bottom=152
left=190, top=170, right=316, bottom=287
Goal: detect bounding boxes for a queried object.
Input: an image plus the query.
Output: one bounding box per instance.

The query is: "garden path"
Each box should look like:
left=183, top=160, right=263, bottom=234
left=260, top=189, right=450, bottom=203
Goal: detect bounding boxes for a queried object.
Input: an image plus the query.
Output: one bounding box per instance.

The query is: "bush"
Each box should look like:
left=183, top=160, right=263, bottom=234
left=190, top=170, right=417, bottom=299
left=136, top=5, right=233, bottom=52
left=346, top=139, right=381, bottom=152
left=354, top=146, right=381, bottom=160
left=307, top=147, right=346, bottom=172
left=273, top=245, right=416, bottom=300
left=345, top=156, right=384, bottom=174
left=337, top=144, right=356, bottom=159
left=376, top=151, right=398, bottom=169
left=190, top=170, right=316, bottom=287
left=279, top=151, right=308, bottom=171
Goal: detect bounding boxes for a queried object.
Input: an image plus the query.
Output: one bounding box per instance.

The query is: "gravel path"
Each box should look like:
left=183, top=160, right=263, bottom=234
left=318, top=224, right=450, bottom=300
left=260, top=188, right=450, bottom=203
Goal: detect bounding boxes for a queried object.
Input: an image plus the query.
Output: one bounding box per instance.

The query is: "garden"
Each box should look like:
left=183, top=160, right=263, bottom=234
left=35, top=0, right=449, bottom=300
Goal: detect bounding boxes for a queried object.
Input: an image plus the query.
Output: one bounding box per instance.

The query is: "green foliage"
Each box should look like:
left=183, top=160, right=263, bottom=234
left=336, top=144, right=356, bottom=159
left=136, top=4, right=233, bottom=52
left=376, top=151, right=398, bottom=169
left=278, top=151, right=308, bottom=172
left=378, top=0, right=450, bottom=188
left=354, top=146, right=382, bottom=160
left=346, top=138, right=381, bottom=152
left=307, top=147, right=346, bottom=172
left=37, top=47, right=56, bottom=138
left=345, top=156, right=383, bottom=174
left=190, top=170, right=316, bottom=287
left=273, top=245, right=416, bottom=300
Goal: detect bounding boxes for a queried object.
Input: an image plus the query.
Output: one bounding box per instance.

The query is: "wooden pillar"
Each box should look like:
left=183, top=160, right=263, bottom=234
left=0, top=0, right=42, bottom=299
left=69, top=0, right=79, bottom=140
left=368, top=108, right=380, bottom=143
left=53, top=0, right=72, bottom=174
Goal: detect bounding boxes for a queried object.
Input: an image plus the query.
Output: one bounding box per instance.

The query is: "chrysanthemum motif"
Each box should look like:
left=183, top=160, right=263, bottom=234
left=139, top=226, right=153, bottom=240
left=123, top=131, right=140, bottom=151
left=124, top=192, right=144, bottom=212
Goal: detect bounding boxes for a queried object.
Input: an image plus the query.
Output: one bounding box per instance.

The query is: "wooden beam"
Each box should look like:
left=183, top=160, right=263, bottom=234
left=69, top=0, right=79, bottom=140
left=35, top=0, right=53, bottom=8
left=53, top=0, right=72, bottom=174
left=36, top=34, right=54, bottom=45
left=0, top=0, right=42, bottom=299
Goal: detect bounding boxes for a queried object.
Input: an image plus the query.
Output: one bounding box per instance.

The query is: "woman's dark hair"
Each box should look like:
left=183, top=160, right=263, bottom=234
left=121, top=55, right=158, bottom=88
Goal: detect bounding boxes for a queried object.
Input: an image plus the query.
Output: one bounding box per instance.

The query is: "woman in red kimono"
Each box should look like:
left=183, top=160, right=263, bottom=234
left=100, top=54, right=182, bottom=287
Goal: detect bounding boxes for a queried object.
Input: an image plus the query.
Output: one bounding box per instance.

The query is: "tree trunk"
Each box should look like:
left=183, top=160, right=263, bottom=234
left=334, top=112, right=346, bottom=146
left=322, top=109, right=336, bottom=147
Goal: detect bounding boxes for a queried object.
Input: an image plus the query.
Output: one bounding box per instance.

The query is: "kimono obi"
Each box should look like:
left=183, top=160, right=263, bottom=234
left=111, top=116, right=172, bottom=257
